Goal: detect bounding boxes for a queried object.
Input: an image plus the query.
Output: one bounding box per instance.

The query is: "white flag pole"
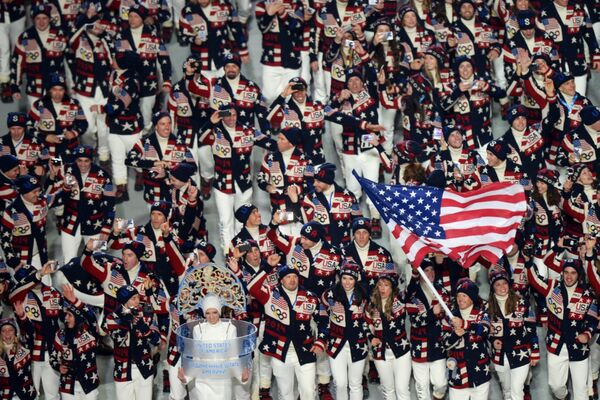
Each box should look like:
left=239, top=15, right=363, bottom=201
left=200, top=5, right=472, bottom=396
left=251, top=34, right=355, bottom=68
left=415, top=266, right=453, bottom=319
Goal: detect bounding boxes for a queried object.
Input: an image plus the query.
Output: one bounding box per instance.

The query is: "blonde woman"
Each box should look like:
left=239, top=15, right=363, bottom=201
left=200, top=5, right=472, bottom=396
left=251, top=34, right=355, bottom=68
left=0, top=315, right=36, bottom=399
left=366, top=273, right=412, bottom=400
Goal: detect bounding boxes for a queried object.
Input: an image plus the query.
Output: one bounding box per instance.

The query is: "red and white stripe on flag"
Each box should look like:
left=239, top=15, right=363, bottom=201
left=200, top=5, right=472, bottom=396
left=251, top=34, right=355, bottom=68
left=389, top=182, right=527, bottom=269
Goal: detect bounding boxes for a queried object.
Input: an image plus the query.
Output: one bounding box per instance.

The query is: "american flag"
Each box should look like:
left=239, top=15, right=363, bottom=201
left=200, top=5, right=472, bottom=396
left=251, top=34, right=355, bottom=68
left=271, top=290, right=289, bottom=310
left=181, top=13, right=205, bottom=35
left=142, top=142, right=158, bottom=158
left=116, top=88, right=132, bottom=109
left=572, top=136, right=583, bottom=161
left=211, top=85, right=231, bottom=108
left=586, top=205, right=600, bottom=236
left=12, top=212, right=29, bottom=226
left=268, top=158, right=282, bottom=176
left=355, top=173, right=527, bottom=268
left=550, top=287, right=562, bottom=310
left=331, top=301, right=345, bottom=316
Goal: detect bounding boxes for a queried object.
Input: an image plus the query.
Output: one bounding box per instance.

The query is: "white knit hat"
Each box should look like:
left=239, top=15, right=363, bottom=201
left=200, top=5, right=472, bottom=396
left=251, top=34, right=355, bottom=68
left=201, top=293, right=223, bottom=315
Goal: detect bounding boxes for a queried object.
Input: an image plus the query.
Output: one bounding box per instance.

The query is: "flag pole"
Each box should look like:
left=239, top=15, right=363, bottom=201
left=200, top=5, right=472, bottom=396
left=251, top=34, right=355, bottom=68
left=415, top=266, right=453, bottom=319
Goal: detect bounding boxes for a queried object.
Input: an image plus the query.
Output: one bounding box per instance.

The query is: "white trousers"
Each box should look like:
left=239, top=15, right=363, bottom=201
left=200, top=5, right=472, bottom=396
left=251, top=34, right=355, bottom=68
left=323, top=71, right=332, bottom=101
left=114, top=365, right=153, bottom=400
left=234, top=0, right=251, bottom=23
left=574, top=75, right=588, bottom=97
left=412, top=359, right=447, bottom=400
left=342, top=149, right=381, bottom=218
left=32, top=353, right=60, bottom=400
left=77, top=89, right=109, bottom=161
left=373, top=349, right=411, bottom=400
left=329, top=122, right=344, bottom=169
left=257, top=321, right=273, bottom=391
left=588, top=338, right=600, bottom=395
left=492, top=56, right=507, bottom=90
left=0, top=17, right=25, bottom=82
left=191, top=141, right=215, bottom=182
left=448, top=382, right=490, bottom=400
left=140, top=95, right=157, bottom=133
left=271, top=350, right=316, bottom=400
left=310, top=320, right=331, bottom=384
left=378, top=106, right=397, bottom=155
left=168, top=359, right=189, bottom=400
left=61, top=226, right=100, bottom=264
left=494, top=355, right=529, bottom=400
left=170, top=0, right=186, bottom=28
left=28, top=94, right=41, bottom=109
left=300, top=51, right=312, bottom=91
left=61, top=381, right=99, bottom=400
left=108, top=133, right=140, bottom=185
left=312, top=53, right=327, bottom=103
left=214, top=184, right=253, bottom=251
left=329, top=343, right=365, bottom=400
left=261, top=65, right=300, bottom=105
left=548, top=345, right=589, bottom=400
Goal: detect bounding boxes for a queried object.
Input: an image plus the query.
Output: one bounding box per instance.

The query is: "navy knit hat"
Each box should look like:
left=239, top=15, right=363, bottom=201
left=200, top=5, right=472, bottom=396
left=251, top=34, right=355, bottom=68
left=345, top=68, right=363, bottom=84
left=32, top=4, right=52, bottom=18
left=123, top=240, right=145, bottom=259
left=376, top=271, right=399, bottom=289
left=352, top=218, right=371, bottom=234
left=315, top=163, right=336, bottom=185
left=552, top=71, right=574, bottom=88
left=487, top=140, right=509, bottom=161
left=7, top=112, right=27, bottom=128
left=289, top=76, right=308, bottom=89
left=425, top=44, right=446, bottom=66
left=0, top=155, right=19, bottom=173
left=339, top=259, right=361, bottom=280
left=563, top=259, right=584, bottom=277
left=507, top=104, right=528, bottom=124
left=516, top=10, right=536, bottom=29
left=443, top=125, right=462, bottom=142
left=62, top=300, right=87, bottom=324
left=235, top=204, right=257, bottom=224
left=15, top=174, right=40, bottom=194
left=457, top=0, right=475, bottom=11
left=569, top=163, right=588, bottom=182
left=73, top=145, right=95, bottom=159
left=453, top=56, right=476, bottom=77
left=581, top=106, right=600, bottom=126
left=223, top=53, right=241, bottom=68
left=280, top=128, right=303, bottom=146
left=456, top=277, right=479, bottom=305
left=532, top=52, right=552, bottom=67
left=300, top=221, right=323, bottom=242
left=536, top=168, right=559, bottom=188
left=488, top=265, right=510, bottom=288
left=117, top=285, right=138, bottom=305
left=398, top=6, right=417, bottom=22
left=195, top=240, right=216, bottom=261
left=170, top=162, right=196, bottom=182
left=128, top=3, right=148, bottom=20
left=152, top=111, right=171, bottom=126
left=47, top=73, right=66, bottom=90
left=0, top=318, right=18, bottom=333
left=150, top=200, right=171, bottom=218
left=278, top=264, right=299, bottom=281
